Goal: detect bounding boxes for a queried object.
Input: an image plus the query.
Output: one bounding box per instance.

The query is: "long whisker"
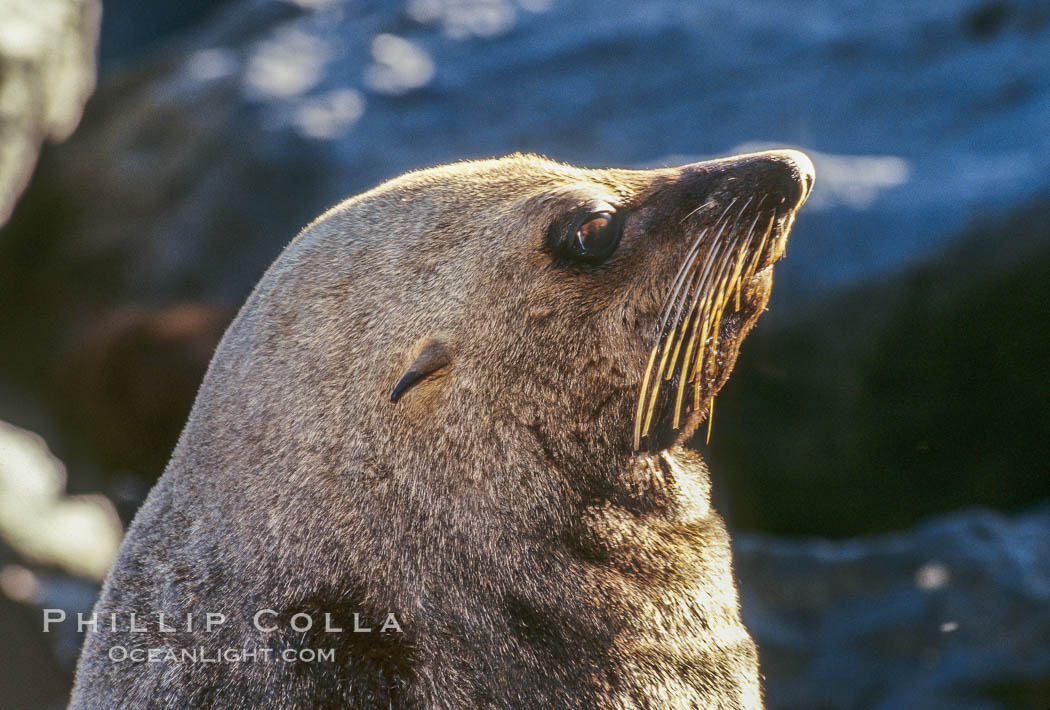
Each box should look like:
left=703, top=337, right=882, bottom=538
left=664, top=272, right=704, bottom=381
left=634, top=192, right=780, bottom=448
left=743, top=211, right=776, bottom=283
left=672, top=239, right=731, bottom=425
left=704, top=262, right=736, bottom=372
left=670, top=236, right=731, bottom=424
left=657, top=228, right=708, bottom=332
left=633, top=222, right=719, bottom=449
left=667, top=199, right=751, bottom=426
left=701, top=200, right=763, bottom=441
left=641, top=199, right=744, bottom=438
left=662, top=230, right=732, bottom=383
left=658, top=194, right=740, bottom=327
left=633, top=344, right=661, bottom=450
left=690, top=203, right=752, bottom=410
left=667, top=199, right=743, bottom=336
left=707, top=197, right=755, bottom=327
left=734, top=204, right=766, bottom=311
left=697, top=196, right=755, bottom=338
left=640, top=334, right=674, bottom=439
left=662, top=197, right=748, bottom=380
left=679, top=196, right=722, bottom=224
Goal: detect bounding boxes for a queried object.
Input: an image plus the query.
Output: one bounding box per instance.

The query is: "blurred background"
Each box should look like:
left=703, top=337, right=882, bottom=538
left=0, top=0, right=1047, bottom=707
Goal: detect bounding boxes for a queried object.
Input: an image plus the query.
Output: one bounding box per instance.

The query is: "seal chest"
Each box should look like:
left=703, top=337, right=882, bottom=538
left=70, top=150, right=813, bottom=709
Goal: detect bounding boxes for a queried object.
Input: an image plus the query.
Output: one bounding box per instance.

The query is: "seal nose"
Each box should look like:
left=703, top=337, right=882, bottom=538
left=734, top=149, right=815, bottom=209
left=765, top=149, right=815, bottom=203
left=674, top=149, right=815, bottom=211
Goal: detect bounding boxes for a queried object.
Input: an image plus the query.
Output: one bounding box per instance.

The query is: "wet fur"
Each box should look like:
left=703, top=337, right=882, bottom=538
left=71, top=152, right=811, bottom=709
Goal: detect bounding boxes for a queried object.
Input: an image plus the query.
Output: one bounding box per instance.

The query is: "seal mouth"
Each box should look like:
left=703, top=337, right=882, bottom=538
left=632, top=191, right=807, bottom=452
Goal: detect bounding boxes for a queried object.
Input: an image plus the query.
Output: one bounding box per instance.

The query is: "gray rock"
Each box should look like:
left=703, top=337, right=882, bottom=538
left=0, top=0, right=100, bottom=225
left=735, top=506, right=1050, bottom=710
left=5, top=0, right=1050, bottom=304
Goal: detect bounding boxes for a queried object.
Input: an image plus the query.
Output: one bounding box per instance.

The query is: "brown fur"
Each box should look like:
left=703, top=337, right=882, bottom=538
left=70, top=151, right=812, bottom=709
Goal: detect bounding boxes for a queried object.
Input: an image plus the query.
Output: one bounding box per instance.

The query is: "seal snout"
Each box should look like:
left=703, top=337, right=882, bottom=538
left=631, top=149, right=815, bottom=452
left=739, top=149, right=815, bottom=208
left=768, top=148, right=815, bottom=203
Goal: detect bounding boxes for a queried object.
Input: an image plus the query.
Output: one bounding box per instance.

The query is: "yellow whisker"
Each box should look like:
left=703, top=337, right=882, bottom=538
left=704, top=266, right=735, bottom=380
left=707, top=306, right=726, bottom=376
left=682, top=293, right=712, bottom=386
left=692, top=312, right=711, bottom=410
left=641, top=340, right=671, bottom=439
left=744, top=215, right=775, bottom=282
left=664, top=304, right=698, bottom=381
left=672, top=300, right=705, bottom=429
left=729, top=246, right=749, bottom=312
left=633, top=344, right=660, bottom=450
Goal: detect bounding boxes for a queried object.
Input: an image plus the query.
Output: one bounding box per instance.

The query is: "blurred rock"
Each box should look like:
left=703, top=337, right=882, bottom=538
left=0, top=419, right=122, bottom=580
left=0, top=561, right=99, bottom=669
left=707, top=193, right=1050, bottom=536
left=0, top=418, right=108, bottom=706
left=0, top=0, right=100, bottom=225
left=736, top=505, right=1050, bottom=710
left=0, top=556, right=74, bottom=709
left=0, top=419, right=118, bottom=703
left=98, top=0, right=239, bottom=65
left=4, top=0, right=1049, bottom=305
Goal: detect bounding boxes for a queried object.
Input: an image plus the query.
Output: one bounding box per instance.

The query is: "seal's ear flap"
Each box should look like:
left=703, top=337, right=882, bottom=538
left=390, top=339, right=451, bottom=403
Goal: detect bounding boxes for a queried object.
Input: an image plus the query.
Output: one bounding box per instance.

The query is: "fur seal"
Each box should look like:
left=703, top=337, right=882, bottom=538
left=70, top=150, right=813, bottom=709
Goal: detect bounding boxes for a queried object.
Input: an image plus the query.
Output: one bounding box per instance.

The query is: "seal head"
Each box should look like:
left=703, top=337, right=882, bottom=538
left=71, top=150, right=813, bottom=709
left=372, top=150, right=813, bottom=464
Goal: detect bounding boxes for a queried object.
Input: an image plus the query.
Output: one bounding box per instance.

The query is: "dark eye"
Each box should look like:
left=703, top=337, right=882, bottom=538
left=568, top=210, right=623, bottom=263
